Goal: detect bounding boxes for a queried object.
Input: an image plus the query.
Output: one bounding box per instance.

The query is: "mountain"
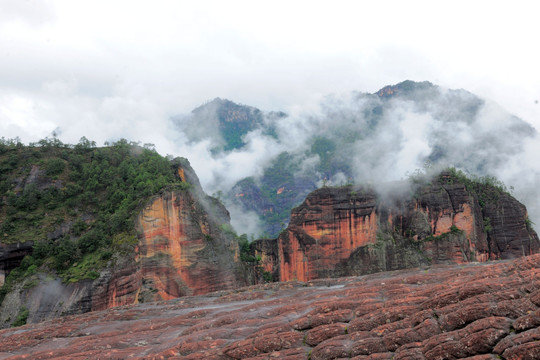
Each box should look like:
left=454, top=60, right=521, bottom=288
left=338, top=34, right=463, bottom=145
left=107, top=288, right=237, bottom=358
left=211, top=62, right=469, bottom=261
left=1, top=253, right=540, bottom=359
left=246, top=170, right=539, bottom=284
left=0, top=139, right=247, bottom=328
left=176, top=98, right=284, bottom=153
left=2, top=80, right=540, bottom=333
left=172, top=81, right=538, bottom=238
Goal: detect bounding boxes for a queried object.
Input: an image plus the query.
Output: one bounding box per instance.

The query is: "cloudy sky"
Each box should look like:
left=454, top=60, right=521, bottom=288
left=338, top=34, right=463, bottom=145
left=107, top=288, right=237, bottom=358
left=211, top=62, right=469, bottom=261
left=1, top=0, right=539, bottom=150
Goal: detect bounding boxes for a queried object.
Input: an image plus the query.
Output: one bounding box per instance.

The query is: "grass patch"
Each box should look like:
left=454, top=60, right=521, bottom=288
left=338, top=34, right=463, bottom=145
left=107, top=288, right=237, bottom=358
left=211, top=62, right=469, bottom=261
left=12, top=306, right=29, bottom=327
left=424, top=225, right=463, bottom=242
left=60, top=251, right=108, bottom=283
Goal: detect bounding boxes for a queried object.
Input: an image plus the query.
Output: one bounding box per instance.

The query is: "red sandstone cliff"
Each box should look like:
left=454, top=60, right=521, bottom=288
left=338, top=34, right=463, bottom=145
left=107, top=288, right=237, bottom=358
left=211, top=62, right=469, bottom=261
left=0, top=160, right=246, bottom=327
left=251, top=172, right=540, bottom=283
left=89, top=185, right=243, bottom=311
left=135, top=188, right=241, bottom=301
left=101, top=160, right=246, bottom=306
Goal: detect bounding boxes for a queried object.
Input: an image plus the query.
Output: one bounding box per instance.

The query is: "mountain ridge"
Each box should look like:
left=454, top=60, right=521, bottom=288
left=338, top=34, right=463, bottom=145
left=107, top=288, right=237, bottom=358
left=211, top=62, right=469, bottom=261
left=244, top=169, right=539, bottom=284
left=173, top=81, right=537, bottom=238
left=2, top=80, right=540, bottom=334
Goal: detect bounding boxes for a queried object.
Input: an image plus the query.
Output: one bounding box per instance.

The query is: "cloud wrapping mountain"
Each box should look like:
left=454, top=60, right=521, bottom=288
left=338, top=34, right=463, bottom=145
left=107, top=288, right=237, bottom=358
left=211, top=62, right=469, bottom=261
left=170, top=82, right=540, bottom=237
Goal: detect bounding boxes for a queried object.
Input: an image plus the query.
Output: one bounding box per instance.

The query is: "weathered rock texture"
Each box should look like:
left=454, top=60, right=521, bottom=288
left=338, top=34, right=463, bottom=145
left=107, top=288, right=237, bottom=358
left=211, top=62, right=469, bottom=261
left=1, top=253, right=540, bottom=359
left=0, top=160, right=244, bottom=327
left=136, top=188, right=241, bottom=300
left=252, top=173, right=540, bottom=282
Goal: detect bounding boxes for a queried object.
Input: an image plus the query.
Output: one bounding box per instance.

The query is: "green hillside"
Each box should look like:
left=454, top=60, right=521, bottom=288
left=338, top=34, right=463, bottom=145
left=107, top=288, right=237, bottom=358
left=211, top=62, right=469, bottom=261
left=0, top=137, right=187, bottom=304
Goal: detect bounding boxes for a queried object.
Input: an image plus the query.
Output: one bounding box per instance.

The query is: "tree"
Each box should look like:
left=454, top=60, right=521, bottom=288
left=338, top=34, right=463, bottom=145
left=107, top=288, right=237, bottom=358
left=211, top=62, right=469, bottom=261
left=75, top=136, right=96, bottom=152
left=45, top=159, right=65, bottom=176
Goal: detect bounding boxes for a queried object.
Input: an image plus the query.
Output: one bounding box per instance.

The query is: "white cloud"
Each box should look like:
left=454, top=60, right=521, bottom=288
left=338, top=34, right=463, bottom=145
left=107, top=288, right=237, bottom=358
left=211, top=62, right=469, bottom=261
left=0, top=0, right=536, bottom=132
left=0, top=0, right=56, bottom=27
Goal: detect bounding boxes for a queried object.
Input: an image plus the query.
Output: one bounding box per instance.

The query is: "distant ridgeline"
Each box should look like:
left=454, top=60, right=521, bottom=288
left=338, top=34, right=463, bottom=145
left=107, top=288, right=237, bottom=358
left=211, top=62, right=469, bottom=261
left=174, top=81, right=537, bottom=238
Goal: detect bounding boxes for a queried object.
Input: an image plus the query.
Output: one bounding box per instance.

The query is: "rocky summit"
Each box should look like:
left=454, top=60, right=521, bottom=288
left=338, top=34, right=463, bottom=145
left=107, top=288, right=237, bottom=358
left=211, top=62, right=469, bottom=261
left=1, top=253, right=540, bottom=359
left=249, top=170, right=540, bottom=284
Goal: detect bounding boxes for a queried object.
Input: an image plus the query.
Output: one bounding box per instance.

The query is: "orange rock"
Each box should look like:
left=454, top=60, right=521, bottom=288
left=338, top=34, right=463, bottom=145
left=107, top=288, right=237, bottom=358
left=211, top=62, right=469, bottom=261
left=252, top=175, right=540, bottom=283
left=2, top=254, right=540, bottom=359
left=136, top=190, right=242, bottom=298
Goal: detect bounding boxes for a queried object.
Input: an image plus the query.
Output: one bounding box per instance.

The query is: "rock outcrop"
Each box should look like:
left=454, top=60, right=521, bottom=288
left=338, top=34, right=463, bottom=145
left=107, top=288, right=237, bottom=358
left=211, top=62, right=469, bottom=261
left=0, top=159, right=245, bottom=328
left=251, top=172, right=540, bottom=283
left=136, top=188, right=241, bottom=300
left=1, top=252, right=540, bottom=359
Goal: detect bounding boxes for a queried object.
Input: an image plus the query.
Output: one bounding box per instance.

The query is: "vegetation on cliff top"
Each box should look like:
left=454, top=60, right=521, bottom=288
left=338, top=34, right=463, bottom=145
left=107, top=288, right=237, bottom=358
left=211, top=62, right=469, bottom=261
left=0, top=137, right=187, bottom=304
left=409, top=166, right=513, bottom=208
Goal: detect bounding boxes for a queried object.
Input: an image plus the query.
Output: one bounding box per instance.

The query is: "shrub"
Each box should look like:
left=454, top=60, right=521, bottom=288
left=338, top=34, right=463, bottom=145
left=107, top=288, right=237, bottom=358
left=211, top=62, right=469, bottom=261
left=262, top=270, right=273, bottom=283
left=12, top=307, right=29, bottom=327
left=45, top=158, right=65, bottom=176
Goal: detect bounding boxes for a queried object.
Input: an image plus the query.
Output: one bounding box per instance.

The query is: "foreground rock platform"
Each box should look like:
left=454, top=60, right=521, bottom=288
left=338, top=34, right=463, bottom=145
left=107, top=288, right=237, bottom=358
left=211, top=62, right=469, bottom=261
left=2, top=254, right=540, bottom=360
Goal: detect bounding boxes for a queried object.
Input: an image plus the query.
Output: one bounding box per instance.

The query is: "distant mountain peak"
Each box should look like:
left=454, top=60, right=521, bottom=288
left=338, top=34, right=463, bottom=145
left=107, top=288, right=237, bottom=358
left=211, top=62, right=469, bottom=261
left=375, top=80, right=435, bottom=98
left=191, top=97, right=235, bottom=114
left=189, top=98, right=264, bottom=151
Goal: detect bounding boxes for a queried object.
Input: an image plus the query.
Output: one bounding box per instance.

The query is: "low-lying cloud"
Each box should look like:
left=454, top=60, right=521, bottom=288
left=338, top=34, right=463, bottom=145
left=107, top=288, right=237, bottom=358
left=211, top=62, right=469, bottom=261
left=166, top=83, right=540, bottom=236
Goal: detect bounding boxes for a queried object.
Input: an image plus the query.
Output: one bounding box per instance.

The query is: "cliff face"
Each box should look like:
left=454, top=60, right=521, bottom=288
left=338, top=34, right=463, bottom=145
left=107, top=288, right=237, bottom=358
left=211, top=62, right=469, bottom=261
left=2, top=163, right=539, bottom=328
left=0, top=160, right=244, bottom=327
left=277, top=190, right=379, bottom=282
left=135, top=189, right=241, bottom=300
left=252, top=173, right=540, bottom=283
left=0, top=256, right=142, bottom=326
left=101, top=161, right=245, bottom=305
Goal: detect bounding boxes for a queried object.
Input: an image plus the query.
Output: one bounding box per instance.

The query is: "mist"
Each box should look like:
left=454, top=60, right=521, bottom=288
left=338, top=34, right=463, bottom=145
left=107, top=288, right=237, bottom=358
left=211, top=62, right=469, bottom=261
left=167, top=82, right=540, bottom=237
left=4, top=79, right=538, bottom=238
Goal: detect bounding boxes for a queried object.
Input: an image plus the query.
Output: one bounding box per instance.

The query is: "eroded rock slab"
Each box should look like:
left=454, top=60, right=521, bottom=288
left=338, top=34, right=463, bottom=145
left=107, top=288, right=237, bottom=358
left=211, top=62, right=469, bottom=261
left=1, top=254, right=540, bottom=359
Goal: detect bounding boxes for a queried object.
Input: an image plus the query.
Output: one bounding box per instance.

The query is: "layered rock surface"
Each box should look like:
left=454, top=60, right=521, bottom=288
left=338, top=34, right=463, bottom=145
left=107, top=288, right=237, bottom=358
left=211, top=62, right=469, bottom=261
left=252, top=173, right=540, bottom=282
left=1, top=253, right=540, bottom=359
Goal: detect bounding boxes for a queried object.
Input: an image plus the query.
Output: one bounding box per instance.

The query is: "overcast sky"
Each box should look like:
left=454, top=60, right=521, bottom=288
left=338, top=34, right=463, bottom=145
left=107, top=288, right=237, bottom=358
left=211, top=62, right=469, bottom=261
left=1, top=0, right=539, bottom=153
